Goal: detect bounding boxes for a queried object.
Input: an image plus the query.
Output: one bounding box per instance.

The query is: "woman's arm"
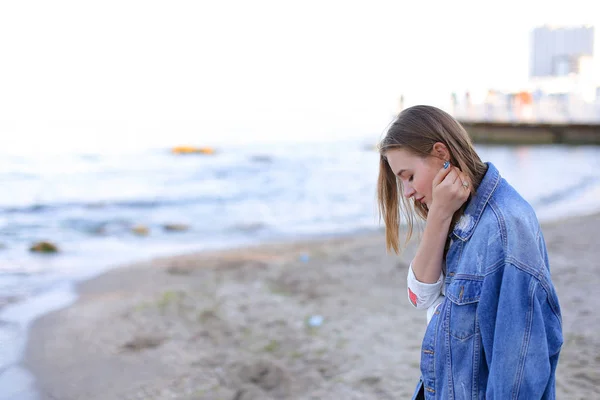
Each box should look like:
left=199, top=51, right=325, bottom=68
left=480, top=263, right=563, bottom=398
left=411, top=165, right=470, bottom=283
left=411, top=208, right=454, bottom=283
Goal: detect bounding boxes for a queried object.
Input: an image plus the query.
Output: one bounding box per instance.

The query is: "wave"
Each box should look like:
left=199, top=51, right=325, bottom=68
left=0, top=194, right=244, bottom=215
left=533, top=175, right=600, bottom=208
left=228, top=222, right=269, bottom=233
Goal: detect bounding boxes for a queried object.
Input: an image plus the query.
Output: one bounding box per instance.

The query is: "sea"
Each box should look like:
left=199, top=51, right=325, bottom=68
left=1, top=138, right=600, bottom=399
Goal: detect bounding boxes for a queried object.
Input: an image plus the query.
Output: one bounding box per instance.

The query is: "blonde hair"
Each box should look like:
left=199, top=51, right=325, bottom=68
left=377, top=105, right=488, bottom=254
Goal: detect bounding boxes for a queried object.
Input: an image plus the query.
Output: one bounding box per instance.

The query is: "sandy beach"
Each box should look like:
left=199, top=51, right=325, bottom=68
left=22, top=213, right=600, bottom=400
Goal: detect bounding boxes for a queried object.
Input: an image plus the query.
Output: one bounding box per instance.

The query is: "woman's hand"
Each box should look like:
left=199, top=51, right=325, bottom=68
left=429, top=163, right=471, bottom=221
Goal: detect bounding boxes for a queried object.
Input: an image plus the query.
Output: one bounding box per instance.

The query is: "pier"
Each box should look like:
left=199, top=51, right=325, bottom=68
left=458, top=120, right=600, bottom=145
left=449, top=100, right=600, bottom=145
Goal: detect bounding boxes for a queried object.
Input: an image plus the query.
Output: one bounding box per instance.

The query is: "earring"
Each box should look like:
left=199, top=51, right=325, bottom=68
left=443, top=161, right=450, bottom=169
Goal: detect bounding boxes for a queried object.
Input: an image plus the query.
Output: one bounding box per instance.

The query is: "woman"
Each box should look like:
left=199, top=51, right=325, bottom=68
left=377, top=105, right=563, bottom=399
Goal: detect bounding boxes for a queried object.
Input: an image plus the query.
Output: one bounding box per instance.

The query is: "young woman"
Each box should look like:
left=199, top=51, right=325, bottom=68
left=377, top=105, right=563, bottom=399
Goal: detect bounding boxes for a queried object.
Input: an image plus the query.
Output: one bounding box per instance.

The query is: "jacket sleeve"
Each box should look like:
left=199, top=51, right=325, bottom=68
left=480, top=263, right=563, bottom=399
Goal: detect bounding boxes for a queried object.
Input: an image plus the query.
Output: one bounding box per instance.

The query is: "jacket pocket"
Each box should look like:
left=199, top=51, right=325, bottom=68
left=445, top=278, right=483, bottom=340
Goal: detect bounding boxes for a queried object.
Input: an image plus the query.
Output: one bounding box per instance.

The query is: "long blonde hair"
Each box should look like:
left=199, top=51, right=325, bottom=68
left=377, top=105, right=488, bottom=254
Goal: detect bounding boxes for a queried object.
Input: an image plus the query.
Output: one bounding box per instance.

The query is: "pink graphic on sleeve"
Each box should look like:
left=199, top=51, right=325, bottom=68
left=408, top=288, right=418, bottom=306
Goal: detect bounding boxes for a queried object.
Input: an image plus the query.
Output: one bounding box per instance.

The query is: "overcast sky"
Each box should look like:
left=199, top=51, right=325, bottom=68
left=0, top=0, right=596, bottom=152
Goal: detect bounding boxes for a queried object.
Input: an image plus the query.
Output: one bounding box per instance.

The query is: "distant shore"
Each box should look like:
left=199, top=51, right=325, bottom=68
left=22, top=213, right=600, bottom=399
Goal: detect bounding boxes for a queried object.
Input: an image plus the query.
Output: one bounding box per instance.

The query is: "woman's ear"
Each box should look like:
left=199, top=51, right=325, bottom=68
left=431, top=142, right=450, bottom=161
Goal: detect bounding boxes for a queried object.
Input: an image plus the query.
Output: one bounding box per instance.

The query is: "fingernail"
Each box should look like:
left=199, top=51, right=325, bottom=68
left=443, top=161, right=450, bottom=169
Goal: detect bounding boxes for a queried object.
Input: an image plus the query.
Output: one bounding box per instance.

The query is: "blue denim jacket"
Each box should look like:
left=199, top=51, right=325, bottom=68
left=412, top=162, right=563, bottom=399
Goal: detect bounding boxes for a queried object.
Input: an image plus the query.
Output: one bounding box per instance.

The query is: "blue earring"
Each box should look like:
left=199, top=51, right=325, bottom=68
left=443, top=161, right=450, bottom=169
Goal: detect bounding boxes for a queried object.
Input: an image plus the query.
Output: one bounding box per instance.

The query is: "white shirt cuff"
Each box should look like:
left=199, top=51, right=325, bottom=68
left=407, top=263, right=444, bottom=309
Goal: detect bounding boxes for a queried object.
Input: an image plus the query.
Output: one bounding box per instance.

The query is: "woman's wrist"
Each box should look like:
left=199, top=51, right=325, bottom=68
left=427, top=204, right=454, bottom=224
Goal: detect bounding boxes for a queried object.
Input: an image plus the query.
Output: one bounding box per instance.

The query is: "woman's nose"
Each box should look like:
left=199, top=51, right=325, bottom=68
left=403, top=184, right=415, bottom=198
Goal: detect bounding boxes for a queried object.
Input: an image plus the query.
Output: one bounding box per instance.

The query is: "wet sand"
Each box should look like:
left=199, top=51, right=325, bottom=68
left=22, top=214, right=600, bottom=399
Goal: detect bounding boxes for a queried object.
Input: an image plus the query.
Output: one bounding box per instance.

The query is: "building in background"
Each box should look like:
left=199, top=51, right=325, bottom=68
left=530, top=25, right=594, bottom=78
left=445, top=25, right=600, bottom=122
left=529, top=25, right=599, bottom=102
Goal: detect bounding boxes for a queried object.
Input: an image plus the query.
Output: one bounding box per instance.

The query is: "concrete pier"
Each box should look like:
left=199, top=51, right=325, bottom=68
left=459, top=121, right=600, bottom=145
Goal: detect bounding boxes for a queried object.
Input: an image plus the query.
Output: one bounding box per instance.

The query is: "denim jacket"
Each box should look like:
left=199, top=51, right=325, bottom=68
left=412, top=162, right=563, bottom=399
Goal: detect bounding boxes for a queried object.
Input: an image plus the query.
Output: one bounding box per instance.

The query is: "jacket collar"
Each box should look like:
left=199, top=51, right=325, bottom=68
left=452, top=162, right=500, bottom=241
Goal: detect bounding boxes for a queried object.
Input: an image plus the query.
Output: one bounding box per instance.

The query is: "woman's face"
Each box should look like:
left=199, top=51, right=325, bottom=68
left=385, top=148, right=444, bottom=208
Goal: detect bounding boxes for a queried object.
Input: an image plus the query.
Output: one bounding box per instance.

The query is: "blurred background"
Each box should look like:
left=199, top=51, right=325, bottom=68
left=1, top=0, right=600, bottom=396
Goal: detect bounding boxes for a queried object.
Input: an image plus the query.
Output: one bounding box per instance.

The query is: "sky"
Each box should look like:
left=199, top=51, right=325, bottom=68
left=0, top=0, right=597, bottom=152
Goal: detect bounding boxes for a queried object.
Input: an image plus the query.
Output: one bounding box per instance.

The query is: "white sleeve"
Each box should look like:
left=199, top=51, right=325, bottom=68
left=407, top=262, right=444, bottom=310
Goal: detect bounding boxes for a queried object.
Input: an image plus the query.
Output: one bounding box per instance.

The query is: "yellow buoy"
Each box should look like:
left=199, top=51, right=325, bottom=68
left=132, top=225, right=150, bottom=236
left=171, top=146, right=215, bottom=155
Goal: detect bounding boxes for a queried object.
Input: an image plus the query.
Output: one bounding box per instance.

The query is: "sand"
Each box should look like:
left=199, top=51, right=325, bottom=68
left=22, top=214, right=600, bottom=400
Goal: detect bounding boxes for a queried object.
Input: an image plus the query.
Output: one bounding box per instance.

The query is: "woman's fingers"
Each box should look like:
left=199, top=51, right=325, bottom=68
left=440, top=167, right=459, bottom=186
left=458, top=171, right=470, bottom=189
left=430, top=164, right=471, bottom=215
left=450, top=169, right=461, bottom=184
left=432, top=162, right=454, bottom=187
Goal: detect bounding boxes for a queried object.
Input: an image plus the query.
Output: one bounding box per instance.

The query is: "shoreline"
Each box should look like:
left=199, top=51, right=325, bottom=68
left=20, top=230, right=421, bottom=400
left=0, top=227, right=386, bottom=400
left=9, top=212, right=600, bottom=399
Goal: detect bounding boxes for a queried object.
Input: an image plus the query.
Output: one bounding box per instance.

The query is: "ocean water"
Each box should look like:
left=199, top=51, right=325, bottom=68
left=0, top=139, right=600, bottom=398
left=0, top=140, right=384, bottom=304
left=1, top=140, right=600, bottom=304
